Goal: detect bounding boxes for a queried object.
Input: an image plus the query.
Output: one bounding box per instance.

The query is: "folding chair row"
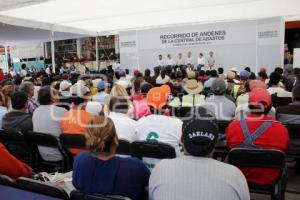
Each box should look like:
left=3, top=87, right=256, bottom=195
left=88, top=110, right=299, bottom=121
left=283, top=123, right=300, bottom=159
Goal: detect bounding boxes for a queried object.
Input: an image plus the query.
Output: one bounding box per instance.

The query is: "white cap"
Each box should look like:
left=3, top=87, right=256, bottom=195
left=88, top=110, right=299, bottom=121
left=70, top=83, right=90, bottom=97
left=59, top=80, right=72, bottom=91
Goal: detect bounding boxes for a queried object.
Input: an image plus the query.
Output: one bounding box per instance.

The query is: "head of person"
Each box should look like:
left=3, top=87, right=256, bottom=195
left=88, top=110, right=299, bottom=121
left=109, top=96, right=129, bottom=114
left=205, top=70, right=211, bottom=77
left=226, top=70, right=235, bottom=81
left=239, top=70, right=250, bottom=81
left=183, top=79, right=203, bottom=95
left=110, top=84, right=129, bottom=97
left=167, top=54, right=171, bottom=59
left=158, top=54, right=162, bottom=60
left=292, top=84, right=300, bottom=102
left=85, top=116, right=118, bottom=157
left=38, top=86, right=56, bottom=105
left=178, top=53, right=182, bottom=58
left=248, top=88, right=272, bottom=115
left=125, top=69, right=129, bottom=75
left=154, top=66, right=161, bottom=75
left=160, top=69, right=166, bottom=79
left=244, top=67, right=251, bottom=73
left=21, top=64, right=26, bottom=70
left=97, top=80, right=108, bottom=93
left=210, top=70, right=218, bottom=78
left=268, top=71, right=281, bottom=87
left=69, top=83, right=90, bottom=107
left=133, top=77, right=143, bottom=93
left=258, top=71, right=268, bottom=80
left=209, top=51, right=214, bottom=57
left=187, top=51, right=192, bottom=58
left=186, top=69, right=196, bottom=79
left=274, top=67, right=283, bottom=75
left=144, top=69, right=151, bottom=77
left=147, top=85, right=171, bottom=114
left=11, top=91, right=28, bottom=112
left=175, top=70, right=183, bottom=80
left=282, top=76, right=294, bottom=92
left=217, top=67, right=224, bottom=75
left=118, top=69, right=126, bottom=78
left=19, top=81, right=34, bottom=97
left=285, top=51, right=292, bottom=59
left=199, top=53, right=203, bottom=57
left=249, top=72, right=256, bottom=80
left=140, top=83, right=153, bottom=97
left=294, top=68, right=300, bottom=80
left=182, top=118, right=218, bottom=157
left=211, top=78, right=227, bottom=96
left=0, top=92, right=7, bottom=108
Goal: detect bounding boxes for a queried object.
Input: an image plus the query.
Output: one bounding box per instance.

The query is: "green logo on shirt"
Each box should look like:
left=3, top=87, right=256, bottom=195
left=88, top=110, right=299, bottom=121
left=146, top=132, right=159, bottom=142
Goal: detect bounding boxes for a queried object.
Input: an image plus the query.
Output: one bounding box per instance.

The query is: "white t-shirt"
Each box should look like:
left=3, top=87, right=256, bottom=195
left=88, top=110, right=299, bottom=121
left=116, top=77, right=132, bottom=89
left=267, top=87, right=285, bottom=95
left=32, top=105, right=67, bottom=161
left=186, top=57, right=193, bottom=65
left=197, top=57, right=205, bottom=65
left=136, top=114, right=183, bottom=155
left=166, top=58, right=174, bottom=66
left=149, top=156, right=250, bottom=200
left=155, top=75, right=170, bottom=85
left=157, top=59, right=165, bottom=66
left=176, top=58, right=185, bottom=65
left=108, top=112, right=138, bottom=142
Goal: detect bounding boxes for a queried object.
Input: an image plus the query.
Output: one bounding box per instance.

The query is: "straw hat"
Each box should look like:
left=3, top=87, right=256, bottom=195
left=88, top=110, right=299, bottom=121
left=183, top=79, right=203, bottom=95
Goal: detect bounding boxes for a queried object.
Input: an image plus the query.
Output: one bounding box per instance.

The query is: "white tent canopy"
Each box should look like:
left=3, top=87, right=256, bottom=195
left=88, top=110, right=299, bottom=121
left=0, top=0, right=300, bottom=35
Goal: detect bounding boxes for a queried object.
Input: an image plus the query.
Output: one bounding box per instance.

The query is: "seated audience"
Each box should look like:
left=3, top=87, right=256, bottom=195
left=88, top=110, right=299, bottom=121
left=226, top=88, right=290, bottom=185
left=33, top=86, right=67, bottom=162
left=201, top=78, right=236, bottom=120
left=232, top=70, right=249, bottom=99
left=73, top=116, right=150, bottom=200
left=92, top=80, right=109, bottom=104
left=149, top=118, right=250, bottom=200
left=271, top=76, right=293, bottom=108
left=132, top=82, right=152, bottom=119
left=19, top=81, right=39, bottom=114
left=2, top=92, right=33, bottom=133
left=0, top=143, right=32, bottom=179
left=182, top=79, right=205, bottom=107
left=0, top=92, right=8, bottom=129
left=156, top=69, right=170, bottom=85
left=204, top=69, right=218, bottom=89
left=108, top=97, right=138, bottom=142
left=115, top=69, right=132, bottom=89
left=137, top=85, right=183, bottom=154
left=143, top=69, right=156, bottom=86
left=267, top=71, right=285, bottom=95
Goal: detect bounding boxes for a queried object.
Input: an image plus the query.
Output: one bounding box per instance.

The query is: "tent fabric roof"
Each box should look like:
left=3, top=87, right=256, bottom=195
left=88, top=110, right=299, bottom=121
left=0, top=0, right=300, bottom=34
left=0, top=0, right=51, bottom=12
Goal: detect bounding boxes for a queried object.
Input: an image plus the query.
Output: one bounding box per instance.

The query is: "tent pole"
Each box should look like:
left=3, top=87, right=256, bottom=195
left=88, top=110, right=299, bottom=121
left=50, top=31, right=55, bottom=74
left=4, top=45, right=8, bottom=73
left=95, top=36, right=99, bottom=71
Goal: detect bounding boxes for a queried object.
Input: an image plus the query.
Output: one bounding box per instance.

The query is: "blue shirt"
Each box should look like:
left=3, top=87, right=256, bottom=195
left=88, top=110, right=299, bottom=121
left=73, top=152, right=150, bottom=200
left=92, top=92, right=108, bottom=104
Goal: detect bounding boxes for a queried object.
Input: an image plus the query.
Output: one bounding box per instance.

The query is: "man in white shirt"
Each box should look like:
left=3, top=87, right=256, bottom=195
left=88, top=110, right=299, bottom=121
left=149, top=118, right=250, bottom=200
left=197, top=53, right=205, bottom=72
left=108, top=97, right=138, bottom=142
left=166, top=54, right=174, bottom=66
left=176, top=53, right=185, bottom=66
left=186, top=51, right=193, bottom=66
left=207, top=51, right=215, bottom=70
left=157, top=54, right=165, bottom=67
left=33, top=86, right=67, bottom=162
left=137, top=85, right=183, bottom=155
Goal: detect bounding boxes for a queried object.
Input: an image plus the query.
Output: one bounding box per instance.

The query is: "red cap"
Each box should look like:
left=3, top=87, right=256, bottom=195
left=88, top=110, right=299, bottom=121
left=134, top=70, right=141, bottom=75
left=249, top=88, right=271, bottom=109
left=249, top=80, right=267, bottom=91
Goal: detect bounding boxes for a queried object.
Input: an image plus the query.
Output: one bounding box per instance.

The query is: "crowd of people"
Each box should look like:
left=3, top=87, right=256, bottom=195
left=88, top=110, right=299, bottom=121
left=0, top=62, right=299, bottom=200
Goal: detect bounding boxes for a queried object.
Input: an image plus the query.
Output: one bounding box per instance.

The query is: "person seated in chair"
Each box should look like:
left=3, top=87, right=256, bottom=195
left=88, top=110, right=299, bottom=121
left=226, top=88, right=290, bottom=185
left=0, top=143, right=32, bottom=179
left=149, top=118, right=250, bottom=200
left=72, top=116, right=150, bottom=200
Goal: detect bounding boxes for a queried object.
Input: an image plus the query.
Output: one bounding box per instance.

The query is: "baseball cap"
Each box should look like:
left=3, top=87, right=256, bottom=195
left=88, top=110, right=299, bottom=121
left=227, top=70, right=236, bottom=80
left=249, top=80, right=267, bottom=90
left=147, top=85, right=171, bottom=110
left=211, top=78, right=227, bottom=95
left=118, top=69, right=126, bottom=77
left=97, top=80, right=107, bottom=90
left=59, top=80, right=71, bottom=91
left=239, top=70, right=250, bottom=80
left=134, top=70, right=141, bottom=76
left=70, top=83, right=90, bottom=97
left=182, top=119, right=219, bottom=157
left=249, top=88, right=271, bottom=109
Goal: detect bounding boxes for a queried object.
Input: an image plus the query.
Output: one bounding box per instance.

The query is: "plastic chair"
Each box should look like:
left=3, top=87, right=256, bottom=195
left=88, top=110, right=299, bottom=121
left=28, top=131, right=72, bottom=172
left=213, top=120, right=231, bottom=161
left=227, top=148, right=287, bottom=200
left=116, top=139, right=131, bottom=156
left=0, top=175, right=15, bottom=187
left=283, top=123, right=300, bottom=159
left=70, top=190, right=131, bottom=200
left=131, top=141, right=176, bottom=159
left=17, top=177, right=70, bottom=200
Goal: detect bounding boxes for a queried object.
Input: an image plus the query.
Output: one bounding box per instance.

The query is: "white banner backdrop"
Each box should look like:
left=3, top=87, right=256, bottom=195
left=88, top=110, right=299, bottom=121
left=120, top=17, right=284, bottom=73
left=10, top=43, right=44, bottom=59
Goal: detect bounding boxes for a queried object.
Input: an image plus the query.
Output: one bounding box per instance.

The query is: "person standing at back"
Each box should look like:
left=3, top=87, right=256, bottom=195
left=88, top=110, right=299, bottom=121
left=33, top=86, right=67, bottom=162
left=149, top=117, right=250, bottom=200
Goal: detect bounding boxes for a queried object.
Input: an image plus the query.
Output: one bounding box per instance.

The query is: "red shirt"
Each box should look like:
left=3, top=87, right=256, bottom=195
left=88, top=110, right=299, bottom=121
left=226, top=114, right=290, bottom=185
left=0, top=143, right=32, bottom=179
